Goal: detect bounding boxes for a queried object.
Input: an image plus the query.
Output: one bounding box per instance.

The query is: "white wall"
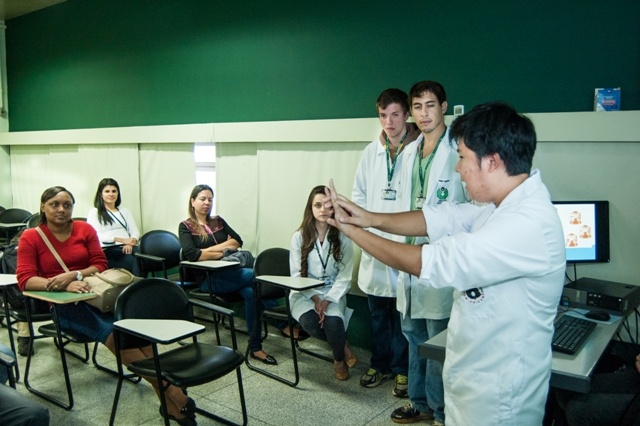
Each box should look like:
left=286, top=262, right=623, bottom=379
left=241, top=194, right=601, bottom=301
left=1, top=112, right=639, bottom=289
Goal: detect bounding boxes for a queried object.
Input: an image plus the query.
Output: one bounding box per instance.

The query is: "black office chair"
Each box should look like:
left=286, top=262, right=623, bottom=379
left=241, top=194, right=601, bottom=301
left=246, top=247, right=332, bottom=387
left=21, top=297, right=137, bottom=411
left=0, top=208, right=31, bottom=247
left=135, top=230, right=184, bottom=281
left=25, top=213, right=40, bottom=228
left=109, top=278, right=248, bottom=426
left=180, top=250, right=265, bottom=343
left=0, top=349, right=17, bottom=389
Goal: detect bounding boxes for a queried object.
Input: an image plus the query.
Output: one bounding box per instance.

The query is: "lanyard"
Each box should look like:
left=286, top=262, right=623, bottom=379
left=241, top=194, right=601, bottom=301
left=108, top=209, right=130, bottom=236
left=314, top=241, right=332, bottom=279
left=417, top=127, right=446, bottom=197
left=385, top=130, right=407, bottom=188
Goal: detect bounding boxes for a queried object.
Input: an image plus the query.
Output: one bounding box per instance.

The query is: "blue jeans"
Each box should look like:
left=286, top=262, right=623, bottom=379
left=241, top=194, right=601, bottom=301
left=367, top=295, right=408, bottom=376
left=0, top=344, right=15, bottom=385
left=199, top=267, right=263, bottom=352
left=401, top=315, right=449, bottom=423
left=104, top=245, right=141, bottom=276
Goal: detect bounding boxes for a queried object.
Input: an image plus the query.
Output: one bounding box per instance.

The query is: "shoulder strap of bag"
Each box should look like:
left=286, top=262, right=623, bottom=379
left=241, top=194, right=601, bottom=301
left=93, top=269, right=134, bottom=286
left=35, top=226, right=70, bottom=273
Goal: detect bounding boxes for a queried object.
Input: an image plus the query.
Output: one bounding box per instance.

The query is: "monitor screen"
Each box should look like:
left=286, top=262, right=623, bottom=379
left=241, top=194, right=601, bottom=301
left=552, top=201, right=610, bottom=264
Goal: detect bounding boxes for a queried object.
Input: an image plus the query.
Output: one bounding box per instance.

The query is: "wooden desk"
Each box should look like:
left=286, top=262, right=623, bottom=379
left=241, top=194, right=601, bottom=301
left=419, top=313, right=625, bottom=394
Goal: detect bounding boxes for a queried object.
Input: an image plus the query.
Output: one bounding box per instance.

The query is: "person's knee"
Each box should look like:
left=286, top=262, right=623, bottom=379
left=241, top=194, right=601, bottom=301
left=24, top=405, right=50, bottom=426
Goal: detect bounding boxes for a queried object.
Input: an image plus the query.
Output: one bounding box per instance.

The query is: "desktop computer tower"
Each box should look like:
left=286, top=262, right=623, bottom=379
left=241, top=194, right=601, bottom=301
left=562, top=277, right=640, bottom=316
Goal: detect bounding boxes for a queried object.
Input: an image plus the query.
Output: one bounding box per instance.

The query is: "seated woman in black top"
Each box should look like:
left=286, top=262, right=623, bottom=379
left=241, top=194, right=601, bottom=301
left=179, top=184, right=276, bottom=364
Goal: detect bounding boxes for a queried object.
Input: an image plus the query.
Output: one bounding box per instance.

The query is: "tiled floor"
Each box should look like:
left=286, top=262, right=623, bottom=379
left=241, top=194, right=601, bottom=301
left=1, top=315, right=412, bottom=425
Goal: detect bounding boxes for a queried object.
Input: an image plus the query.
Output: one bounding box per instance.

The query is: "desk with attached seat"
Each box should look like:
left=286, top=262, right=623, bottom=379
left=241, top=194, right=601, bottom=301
left=22, top=290, right=97, bottom=410
left=247, top=274, right=326, bottom=387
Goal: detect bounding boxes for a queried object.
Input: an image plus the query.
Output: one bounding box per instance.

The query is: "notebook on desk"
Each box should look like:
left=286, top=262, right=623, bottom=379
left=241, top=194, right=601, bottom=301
left=552, top=314, right=597, bottom=355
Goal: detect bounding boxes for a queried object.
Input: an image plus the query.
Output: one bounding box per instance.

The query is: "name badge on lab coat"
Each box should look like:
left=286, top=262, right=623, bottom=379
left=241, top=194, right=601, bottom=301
left=381, top=189, right=397, bottom=200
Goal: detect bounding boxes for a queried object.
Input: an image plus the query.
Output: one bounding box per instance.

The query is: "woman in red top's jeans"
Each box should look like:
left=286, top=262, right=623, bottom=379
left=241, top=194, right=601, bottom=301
left=17, top=186, right=196, bottom=426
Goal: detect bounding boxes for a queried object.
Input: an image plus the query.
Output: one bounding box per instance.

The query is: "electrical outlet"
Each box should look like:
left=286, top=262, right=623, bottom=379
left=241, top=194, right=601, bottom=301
left=453, top=105, right=464, bottom=117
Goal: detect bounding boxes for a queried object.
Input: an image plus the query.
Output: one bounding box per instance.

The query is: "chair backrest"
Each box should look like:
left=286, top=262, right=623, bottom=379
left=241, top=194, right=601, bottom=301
left=113, top=278, right=193, bottom=348
left=26, top=213, right=40, bottom=228
left=138, top=230, right=181, bottom=275
left=0, top=208, right=32, bottom=224
left=254, top=247, right=290, bottom=299
left=254, top=247, right=290, bottom=277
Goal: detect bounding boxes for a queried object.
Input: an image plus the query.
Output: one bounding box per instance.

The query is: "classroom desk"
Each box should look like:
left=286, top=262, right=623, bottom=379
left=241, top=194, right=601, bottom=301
left=22, top=289, right=97, bottom=410
left=180, top=259, right=240, bottom=271
left=22, top=290, right=97, bottom=304
left=0, top=223, right=26, bottom=246
left=247, top=275, right=325, bottom=387
left=114, top=319, right=205, bottom=344
left=0, top=274, right=19, bottom=379
left=419, top=313, right=625, bottom=394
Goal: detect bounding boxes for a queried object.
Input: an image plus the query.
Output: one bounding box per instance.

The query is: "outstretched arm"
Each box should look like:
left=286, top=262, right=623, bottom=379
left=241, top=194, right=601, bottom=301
left=326, top=180, right=424, bottom=277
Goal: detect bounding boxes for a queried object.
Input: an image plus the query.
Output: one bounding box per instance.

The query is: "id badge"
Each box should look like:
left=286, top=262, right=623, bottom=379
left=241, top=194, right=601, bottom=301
left=381, top=189, right=397, bottom=200
left=415, top=197, right=425, bottom=209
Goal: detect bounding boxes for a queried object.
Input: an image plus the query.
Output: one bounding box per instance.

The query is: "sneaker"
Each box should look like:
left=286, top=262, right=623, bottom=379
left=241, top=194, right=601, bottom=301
left=391, top=404, right=433, bottom=424
left=392, top=374, right=408, bottom=398
left=17, top=337, right=33, bottom=357
left=360, top=368, right=391, bottom=388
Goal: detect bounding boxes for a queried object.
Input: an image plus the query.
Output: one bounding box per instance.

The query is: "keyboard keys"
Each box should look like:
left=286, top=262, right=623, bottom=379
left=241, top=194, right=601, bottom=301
left=552, top=315, right=597, bottom=354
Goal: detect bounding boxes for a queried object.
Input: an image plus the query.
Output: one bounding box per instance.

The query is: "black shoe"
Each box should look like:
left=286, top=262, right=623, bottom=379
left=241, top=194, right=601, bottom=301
left=159, top=399, right=197, bottom=426
left=17, top=337, right=33, bottom=357
left=280, top=326, right=311, bottom=341
left=250, top=351, right=278, bottom=365
left=391, top=404, right=433, bottom=424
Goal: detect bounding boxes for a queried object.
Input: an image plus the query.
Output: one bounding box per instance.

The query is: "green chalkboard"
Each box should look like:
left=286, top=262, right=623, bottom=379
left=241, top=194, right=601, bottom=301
left=6, top=0, right=639, bottom=131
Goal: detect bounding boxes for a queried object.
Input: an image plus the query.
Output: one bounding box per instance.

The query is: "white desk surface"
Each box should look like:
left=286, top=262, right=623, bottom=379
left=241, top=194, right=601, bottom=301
left=420, top=314, right=624, bottom=393
left=180, top=260, right=239, bottom=269
left=0, top=222, right=26, bottom=228
left=256, top=275, right=324, bottom=291
left=114, top=319, right=205, bottom=344
left=0, top=274, right=18, bottom=286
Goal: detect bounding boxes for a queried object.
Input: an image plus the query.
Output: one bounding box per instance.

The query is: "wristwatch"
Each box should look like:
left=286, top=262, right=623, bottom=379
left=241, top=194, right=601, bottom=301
left=76, top=271, right=83, bottom=281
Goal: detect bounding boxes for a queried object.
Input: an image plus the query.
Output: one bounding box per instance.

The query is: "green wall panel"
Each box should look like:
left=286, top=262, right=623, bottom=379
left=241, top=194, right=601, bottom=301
left=6, top=0, right=640, bottom=131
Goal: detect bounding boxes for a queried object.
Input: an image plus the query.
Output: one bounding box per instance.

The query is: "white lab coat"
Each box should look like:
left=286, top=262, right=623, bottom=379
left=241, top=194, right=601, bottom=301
left=419, top=170, right=566, bottom=425
left=396, top=129, right=468, bottom=319
left=289, top=231, right=354, bottom=328
left=351, top=127, right=419, bottom=297
left=87, top=207, right=140, bottom=245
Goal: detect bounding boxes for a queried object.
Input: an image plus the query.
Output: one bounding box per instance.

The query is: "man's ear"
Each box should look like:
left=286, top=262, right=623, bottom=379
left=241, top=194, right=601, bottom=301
left=441, top=101, right=448, bottom=115
left=486, top=153, right=503, bottom=172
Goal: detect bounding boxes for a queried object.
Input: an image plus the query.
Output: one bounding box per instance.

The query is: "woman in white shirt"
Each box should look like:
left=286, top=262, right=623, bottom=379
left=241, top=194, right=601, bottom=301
left=289, top=185, right=357, bottom=380
left=87, top=178, right=140, bottom=275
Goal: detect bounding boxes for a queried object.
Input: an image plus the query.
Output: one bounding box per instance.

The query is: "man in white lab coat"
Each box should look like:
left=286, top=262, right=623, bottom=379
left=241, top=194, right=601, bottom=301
left=328, top=102, right=566, bottom=425
left=351, top=88, right=419, bottom=394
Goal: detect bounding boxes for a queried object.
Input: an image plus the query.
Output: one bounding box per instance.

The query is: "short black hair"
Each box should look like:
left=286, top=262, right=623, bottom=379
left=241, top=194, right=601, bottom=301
left=409, top=81, right=446, bottom=106
left=450, top=102, right=536, bottom=176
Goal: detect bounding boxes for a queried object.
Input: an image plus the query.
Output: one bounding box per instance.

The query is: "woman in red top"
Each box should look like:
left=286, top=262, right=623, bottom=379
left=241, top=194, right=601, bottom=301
left=17, top=187, right=196, bottom=426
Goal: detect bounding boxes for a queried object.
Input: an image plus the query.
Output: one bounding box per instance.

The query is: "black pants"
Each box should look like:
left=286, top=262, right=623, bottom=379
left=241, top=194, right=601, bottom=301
left=0, top=385, right=50, bottom=426
left=298, top=310, right=346, bottom=361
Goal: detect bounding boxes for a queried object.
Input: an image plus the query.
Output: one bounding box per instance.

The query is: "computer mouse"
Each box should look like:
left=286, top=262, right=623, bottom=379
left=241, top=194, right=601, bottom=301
left=585, top=310, right=610, bottom=321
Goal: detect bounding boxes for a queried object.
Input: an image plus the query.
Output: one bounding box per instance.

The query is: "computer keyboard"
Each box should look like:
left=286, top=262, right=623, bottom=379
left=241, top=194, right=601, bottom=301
left=552, top=314, right=597, bottom=354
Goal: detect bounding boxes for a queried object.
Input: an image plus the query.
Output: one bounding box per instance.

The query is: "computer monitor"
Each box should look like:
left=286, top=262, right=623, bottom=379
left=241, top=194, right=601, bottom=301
left=552, top=200, right=610, bottom=264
